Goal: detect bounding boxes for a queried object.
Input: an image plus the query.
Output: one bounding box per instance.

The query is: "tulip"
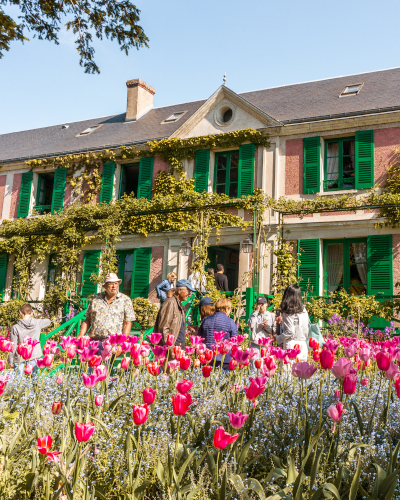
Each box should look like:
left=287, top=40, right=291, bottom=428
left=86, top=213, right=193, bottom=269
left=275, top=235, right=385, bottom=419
left=229, top=359, right=237, bottom=371
left=204, top=349, right=213, bottom=362
left=227, top=412, right=248, bottom=429
left=359, top=347, right=371, bottom=363
left=236, top=334, right=246, bottom=344
left=395, top=377, right=400, bottom=398
left=190, top=335, right=202, bottom=346
left=147, top=362, right=160, bottom=376
left=101, top=343, right=112, bottom=361
left=185, top=346, right=195, bottom=355
left=327, top=401, right=346, bottom=422
left=176, top=379, right=193, bottom=394
left=95, top=365, right=107, bottom=381
left=172, top=393, right=192, bottom=416
left=82, top=373, right=98, bottom=388
left=193, top=359, right=200, bottom=368
left=46, top=451, right=61, bottom=462
left=74, top=422, right=95, bottom=442
left=292, top=362, right=317, bottom=379
left=121, top=357, right=131, bottom=370
left=202, top=365, right=212, bottom=378
left=230, top=384, right=242, bottom=393
left=52, top=402, right=62, bottom=415
left=0, top=359, right=4, bottom=371
left=78, top=347, right=98, bottom=363
left=343, top=373, right=357, bottom=395
left=88, top=355, right=102, bottom=367
left=232, top=348, right=251, bottom=365
left=180, top=356, right=191, bottom=371
left=42, top=344, right=51, bottom=355
left=331, top=358, right=351, bottom=380
left=37, top=435, right=52, bottom=455
left=361, top=378, right=369, bottom=386
left=94, top=395, right=103, bottom=406
left=24, top=364, right=33, bottom=375
left=324, top=338, right=339, bottom=352
left=385, top=362, right=400, bottom=380
left=56, top=373, right=63, bottom=384
left=376, top=351, right=391, bottom=371
left=213, top=426, right=239, bottom=449
left=344, top=344, right=357, bottom=358
left=152, top=346, right=168, bottom=359
left=254, top=358, right=262, bottom=370
left=244, top=378, right=266, bottom=401
left=133, top=357, right=141, bottom=366
left=313, top=350, right=321, bottom=362
left=36, top=359, right=45, bottom=369
left=166, top=334, right=175, bottom=346
left=76, top=336, right=91, bottom=350
left=320, top=349, right=335, bottom=370
left=213, top=331, right=226, bottom=343
left=149, top=332, right=162, bottom=345
left=20, top=344, right=33, bottom=360
left=334, top=389, right=341, bottom=400
left=142, top=387, right=157, bottom=405
left=66, top=345, right=77, bottom=359
left=132, top=404, right=149, bottom=425
left=42, top=354, right=54, bottom=367
left=168, top=360, right=180, bottom=371
left=258, top=337, right=271, bottom=347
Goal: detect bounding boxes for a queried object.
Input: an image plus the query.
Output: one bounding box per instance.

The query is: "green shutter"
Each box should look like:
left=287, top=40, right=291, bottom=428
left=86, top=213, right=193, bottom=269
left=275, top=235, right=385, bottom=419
left=0, top=254, right=8, bottom=302
left=303, top=137, right=320, bottom=194
left=137, top=158, right=154, bottom=200
left=238, top=144, right=255, bottom=197
left=298, top=239, right=320, bottom=296
left=100, top=162, right=115, bottom=203
left=355, top=130, right=374, bottom=189
left=17, top=172, right=33, bottom=217
left=51, top=169, right=67, bottom=214
left=81, top=251, right=100, bottom=296
left=131, top=248, right=151, bottom=298
left=194, top=149, right=210, bottom=192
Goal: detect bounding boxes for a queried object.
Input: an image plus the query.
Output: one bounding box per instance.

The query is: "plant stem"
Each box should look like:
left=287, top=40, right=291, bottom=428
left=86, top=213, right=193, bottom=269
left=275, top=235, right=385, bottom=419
left=173, top=415, right=181, bottom=469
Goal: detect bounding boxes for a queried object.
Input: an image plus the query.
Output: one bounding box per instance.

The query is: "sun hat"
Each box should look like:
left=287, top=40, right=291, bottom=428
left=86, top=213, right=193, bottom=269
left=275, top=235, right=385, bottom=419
left=102, top=273, right=122, bottom=285
left=176, top=279, right=196, bottom=292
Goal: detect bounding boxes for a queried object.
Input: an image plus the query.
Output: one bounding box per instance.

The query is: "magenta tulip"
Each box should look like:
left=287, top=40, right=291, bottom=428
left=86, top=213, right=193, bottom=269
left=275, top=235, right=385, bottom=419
left=361, top=378, right=369, bottom=386
left=74, top=422, right=95, bottom=442
left=232, top=348, right=251, bottom=365
left=213, top=426, right=239, bottom=449
left=376, top=351, right=391, bottom=371
left=142, top=387, right=157, bottom=405
left=82, top=373, right=98, bottom=388
left=78, top=347, right=98, bottom=363
left=190, top=335, right=202, bottom=346
left=292, top=361, right=317, bottom=379
left=320, top=349, right=335, bottom=370
left=343, top=373, right=357, bottom=394
left=132, top=404, right=149, bottom=425
left=176, top=379, right=193, bottom=394
left=0, top=359, right=5, bottom=371
left=344, top=344, right=357, bottom=358
left=166, top=334, right=175, bottom=346
left=213, top=331, right=226, bottom=343
left=227, top=412, right=249, bottom=429
left=42, top=354, right=54, bottom=367
left=244, top=378, right=266, bottom=401
left=331, top=358, right=351, bottom=380
left=149, top=332, right=162, bottom=345
left=94, top=395, right=103, bottom=406
left=95, top=365, right=108, bottom=381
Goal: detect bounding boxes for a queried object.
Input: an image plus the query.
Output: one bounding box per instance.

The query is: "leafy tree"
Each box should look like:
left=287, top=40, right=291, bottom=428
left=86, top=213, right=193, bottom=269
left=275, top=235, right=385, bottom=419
left=0, top=0, right=149, bottom=73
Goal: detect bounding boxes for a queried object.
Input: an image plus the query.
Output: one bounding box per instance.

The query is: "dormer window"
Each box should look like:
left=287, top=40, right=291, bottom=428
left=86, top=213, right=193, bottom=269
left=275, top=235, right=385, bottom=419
left=162, top=112, right=185, bottom=123
left=340, top=84, right=362, bottom=97
left=78, top=125, right=101, bottom=136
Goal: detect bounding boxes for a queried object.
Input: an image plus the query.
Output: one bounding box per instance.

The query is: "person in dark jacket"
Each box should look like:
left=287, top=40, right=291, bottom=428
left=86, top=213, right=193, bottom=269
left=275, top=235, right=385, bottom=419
left=214, top=264, right=229, bottom=291
left=198, top=297, right=237, bottom=368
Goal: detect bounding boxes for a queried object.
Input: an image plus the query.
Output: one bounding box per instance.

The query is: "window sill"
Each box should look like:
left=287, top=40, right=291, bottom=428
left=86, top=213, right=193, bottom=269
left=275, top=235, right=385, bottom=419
left=317, top=189, right=358, bottom=197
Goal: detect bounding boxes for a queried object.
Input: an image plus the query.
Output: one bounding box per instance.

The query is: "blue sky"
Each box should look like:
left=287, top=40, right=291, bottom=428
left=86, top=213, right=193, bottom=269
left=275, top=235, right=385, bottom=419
left=1, top=0, right=399, bottom=134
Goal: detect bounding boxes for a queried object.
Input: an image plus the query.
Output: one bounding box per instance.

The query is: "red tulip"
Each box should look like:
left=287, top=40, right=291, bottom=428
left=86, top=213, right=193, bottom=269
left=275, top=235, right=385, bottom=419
left=52, top=402, right=62, bottom=415
left=180, top=356, right=191, bottom=371
left=229, top=359, right=237, bottom=371
left=133, top=357, right=141, bottom=366
left=320, top=349, right=335, bottom=370
left=213, top=426, right=239, bottom=449
left=254, top=359, right=262, bottom=370
left=173, top=346, right=183, bottom=360
left=89, top=355, right=102, bottom=367
left=176, top=378, right=193, bottom=394
left=142, top=387, right=157, bottom=405
left=376, top=351, right=391, bottom=371
left=94, top=395, right=103, bottom=406
left=121, top=357, right=131, bottom=369
left=0, top=359, right=4, bottom=371
left=20, top=344, right=33, bottom=360
left=264, top=356, right=276, bottom=370
left=46, top=451, right=61, bottom=462
left=172, top=393, right=192, bottom=416
left=343, top=373, right=357, bottom=395
left=74, top=422, right=95, bottom=442
left=43, top=354, right=54, bottom=367
left=166, top=334, right=175, bottom=346
left=202, top=365, right=212, bottom=378
left=132, top=404, right=149, bottom=425
left=37, top=435, right=52, bottom=454
left=204, top=349, right=213, bottom=362
left=147, top=362, right=160, bottom=376
left=244, top=378, right=266, bottom=401
left=313, top=349, right=321, bottom=362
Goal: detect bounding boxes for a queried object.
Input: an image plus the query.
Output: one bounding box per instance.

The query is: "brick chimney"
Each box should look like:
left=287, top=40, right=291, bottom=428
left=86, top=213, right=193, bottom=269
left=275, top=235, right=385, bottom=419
left=125, top=79, right=155, bottom=122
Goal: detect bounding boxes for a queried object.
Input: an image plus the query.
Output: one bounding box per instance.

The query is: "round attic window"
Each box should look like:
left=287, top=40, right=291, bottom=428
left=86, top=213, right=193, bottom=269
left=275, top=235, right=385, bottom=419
left=214, top=105, right=235, bottom=127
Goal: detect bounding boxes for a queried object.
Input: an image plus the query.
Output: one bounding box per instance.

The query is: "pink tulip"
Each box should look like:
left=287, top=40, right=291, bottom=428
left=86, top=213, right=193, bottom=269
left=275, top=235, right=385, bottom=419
left=20, top=344, right=33, bottom=360
left=361, top=378, right=369, bottom=386
left=0, top=359, right=4, bottom=371
left=74, top=422, right=95, bottom=442
left=320, top=349, right=335, bottom=370
left=227, top=412, right=249, bottom=429
left=78, top=347, right=98, bottom=363
left=42, top=344, right=51, bottom=355
left=344, top=344, right=357, bottom=358
left=42, top=354, right=54, bottom=367
left=132, top=404, right=149, bottom=425
left=190, top=335, right=202, bottom=346
left=142, top=387, right=157, bottom=405
left=248, top=348, right=259, bottom=361
left=232, top=348, right=251, bottom=365
left=258, top=337, right=272, bottom=347
left=196, top=343, right=207, bottom=354
left=334, top=389, right=341, bottom=400
left=95, top=365, right=107, bottom=381
left=94, top=395, right=103, bottom=406
left=121, top=357, right=131, bottom=370
left=76, top=336, right=91, bottom=350
left=46, top=451, right=61, bottom=462
left=56, top=373, right=63, bottom=384
left=60, top=336, right=75, bottom=350
left=376, top=351, right=391, bottom=371
left=213, top=331, right=226, bottom=343
left=35, top=359, right=45, bottom=369
left=331, top=358, right=351, bottom=380
left=244, top=378, right=266, bottom=401
left=24, top=364, right=33, bottom=374
left=385, top=362, right=400, bottom=380
left=327, top=401, right=346, bottom=422
left=359, top=347, right=371, bottom=363
left=66, top=346, right=76, bottom=359
left=101, top=343, right=112, bottom=361
left=152, top=346, right=168, bottom=359
left=82, top=373, right=98, bottom=388
left=149, top=332, right=162, bottom=345
left=176, top=379, right=193, bottom=394
left=168, top=360, right=180, bottom=371
left=213, top=426, right=239, bottom=449
left=292, top=362, right=317, bottom=379
left=229, top=359, right=237, bottom=371
left=343, top=373, right=357, bottom=394
left=324, top=338, right=339, bottom=352
left=139, top=345, right=151, bottom=357
left=166, top=335, right=175, bottom=346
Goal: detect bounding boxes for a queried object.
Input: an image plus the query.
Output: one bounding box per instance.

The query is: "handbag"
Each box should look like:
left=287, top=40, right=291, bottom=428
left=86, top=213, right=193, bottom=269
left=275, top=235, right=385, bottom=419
left=307, top=321, right=324, bottom=351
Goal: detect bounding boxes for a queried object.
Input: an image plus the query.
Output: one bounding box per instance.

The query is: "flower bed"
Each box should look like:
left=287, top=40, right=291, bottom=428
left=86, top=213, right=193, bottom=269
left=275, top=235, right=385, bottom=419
left=0, top=332, right=399, bottom=499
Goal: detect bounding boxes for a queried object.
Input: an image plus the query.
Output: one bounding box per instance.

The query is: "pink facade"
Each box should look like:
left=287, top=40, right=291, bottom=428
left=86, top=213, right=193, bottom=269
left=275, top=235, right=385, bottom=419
left=148, top=246, right=164, bottom=303
left=10, top=173, right=22, bottom=219
left=285, top=139, right=302, bottom=195
left=0, top=176, right=7, bottom=219
left=152, top=157, right=170, bottom=186
left=374, top=127, right=400, bottom=187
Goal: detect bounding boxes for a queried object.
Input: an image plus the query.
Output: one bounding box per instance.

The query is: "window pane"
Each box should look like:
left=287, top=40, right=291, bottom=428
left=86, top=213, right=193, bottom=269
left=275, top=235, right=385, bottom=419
left=327, top=142, right=339, bottom=158
left=350, top=242, right=366, bottom=264
left=229, top=183, right=238, bottom=198
left=328, top=284, right=342, bottom=294
left=327, top=244, right=343, bottom=264
left=230, top=166, right=238, bottom=183
left=216, top=168, right=226, bottom=184
left=350, top=264, right=367, bottom=295
left=343, top=140, right=354, bottom=157
left=217, top=155, right=228, bottom=170
left=230, top=153, right=239, bottom=168
left=327, top=244, right=343, bottom=293
left=216, top=185, right=225, bottom=195
left=122, top=254, right=133, bottom=296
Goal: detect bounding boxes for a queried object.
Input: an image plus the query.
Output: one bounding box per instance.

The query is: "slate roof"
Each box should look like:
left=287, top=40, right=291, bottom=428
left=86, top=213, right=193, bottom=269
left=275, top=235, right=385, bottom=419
left=2, top=67, right=400, bottom=163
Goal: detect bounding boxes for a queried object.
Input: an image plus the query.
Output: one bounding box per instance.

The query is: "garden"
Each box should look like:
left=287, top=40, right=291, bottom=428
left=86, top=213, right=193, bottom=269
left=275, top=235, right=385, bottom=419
left=0, top=314, right=400, bottom=499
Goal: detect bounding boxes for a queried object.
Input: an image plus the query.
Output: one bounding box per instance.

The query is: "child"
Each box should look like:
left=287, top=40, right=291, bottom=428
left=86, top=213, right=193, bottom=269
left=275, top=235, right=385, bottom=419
left=8, top=303, right=51, bottom=379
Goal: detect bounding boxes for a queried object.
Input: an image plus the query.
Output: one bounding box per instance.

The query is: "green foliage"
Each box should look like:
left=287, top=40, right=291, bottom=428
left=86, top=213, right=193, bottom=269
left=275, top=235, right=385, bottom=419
left=132, top=297, right=158, bottom=332
left=272, top=240, right=299, bottom=308
left=0, top=299, right=24, bottom=329
left=0, top=0, right=149, bottom=73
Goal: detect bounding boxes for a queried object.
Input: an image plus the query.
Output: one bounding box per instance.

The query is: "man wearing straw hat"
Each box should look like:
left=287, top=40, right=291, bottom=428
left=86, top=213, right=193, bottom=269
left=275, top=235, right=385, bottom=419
left=78, top=273, right=135, bottom=352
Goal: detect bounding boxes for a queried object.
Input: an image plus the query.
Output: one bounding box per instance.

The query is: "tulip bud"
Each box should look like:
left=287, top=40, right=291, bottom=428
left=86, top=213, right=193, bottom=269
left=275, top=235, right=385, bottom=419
left=361, top=378, right=369, bottom=386
left=334, top=389, right=341, bottom=400
left=313, top=350, right=320, bottom=362
left=193, top=359, right=200, bottom=368
left=56, top=373, right=63, bottom=384
left=94, top=395, right=103, bottom=406
left=260, top=348, right=267, bottom=358
left=52, top=402, right=63, bottom=415
left=229, top=359, right=237, bottom=371
left=166, top=335, right=175, bottom=347
left=24, top=364, right=33, bottom=375
left=254, top=359, right=262, bottom=370
left=202, top=365, right=212, bottom=378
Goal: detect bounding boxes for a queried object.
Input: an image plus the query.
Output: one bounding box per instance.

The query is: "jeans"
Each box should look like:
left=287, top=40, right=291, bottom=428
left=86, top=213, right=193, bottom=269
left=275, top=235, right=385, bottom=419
left=15, top=359, right=38, bottom=380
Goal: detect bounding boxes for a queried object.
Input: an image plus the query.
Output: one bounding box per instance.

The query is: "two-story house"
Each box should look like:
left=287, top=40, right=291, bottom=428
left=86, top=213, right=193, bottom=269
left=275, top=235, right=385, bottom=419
left=0, top=69, right=399, bottom=312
